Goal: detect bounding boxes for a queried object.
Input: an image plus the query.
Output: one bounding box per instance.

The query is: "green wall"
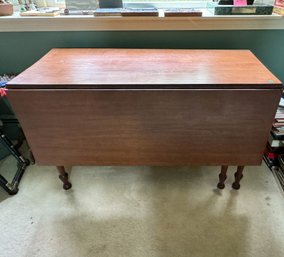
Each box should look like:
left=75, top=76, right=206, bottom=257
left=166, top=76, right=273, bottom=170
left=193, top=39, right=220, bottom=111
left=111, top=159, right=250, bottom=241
left=0, top=30, right=284, bottom=82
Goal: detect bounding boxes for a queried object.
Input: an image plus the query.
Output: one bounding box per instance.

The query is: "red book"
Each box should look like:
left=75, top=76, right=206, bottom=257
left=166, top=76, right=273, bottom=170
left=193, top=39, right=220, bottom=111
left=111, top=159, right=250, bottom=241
left=275, top=0, right=284, bottom=8
left=273, top=122, right=284, bottom=128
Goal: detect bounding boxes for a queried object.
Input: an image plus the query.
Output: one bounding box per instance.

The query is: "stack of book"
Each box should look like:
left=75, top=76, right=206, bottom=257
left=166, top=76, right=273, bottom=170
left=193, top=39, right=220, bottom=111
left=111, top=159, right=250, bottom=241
left=93, top=8, right=159, bottom=17
left=121, top=8, right=159, bottom=17
left=93, top=8, right=203, bottom=17
left=271, top=111, right=284, bottom=142
left=93, top=8, right=122, bottom=16
left=163, top=9, right=202, bottom=17
left=273, top=0, right=284, bottom=15
left=264, top=108, right=284, bottom=167
left=264, top=100, right=284, bottom=191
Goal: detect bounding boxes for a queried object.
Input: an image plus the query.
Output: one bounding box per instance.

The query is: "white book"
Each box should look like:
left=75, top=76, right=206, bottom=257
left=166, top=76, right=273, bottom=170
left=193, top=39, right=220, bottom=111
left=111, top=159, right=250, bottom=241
left=268, top=133, right=284, bottom=147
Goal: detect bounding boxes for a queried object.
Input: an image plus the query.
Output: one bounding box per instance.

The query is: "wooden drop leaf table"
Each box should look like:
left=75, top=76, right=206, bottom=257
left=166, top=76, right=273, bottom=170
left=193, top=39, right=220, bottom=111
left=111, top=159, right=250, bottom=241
left=6, top=49, right=282, bottom=190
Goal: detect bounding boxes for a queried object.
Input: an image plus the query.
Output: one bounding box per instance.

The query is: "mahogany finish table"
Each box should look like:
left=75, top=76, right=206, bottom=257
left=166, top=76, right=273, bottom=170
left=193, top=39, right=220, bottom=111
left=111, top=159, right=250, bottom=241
left=7, top=49, right=282, bottom=190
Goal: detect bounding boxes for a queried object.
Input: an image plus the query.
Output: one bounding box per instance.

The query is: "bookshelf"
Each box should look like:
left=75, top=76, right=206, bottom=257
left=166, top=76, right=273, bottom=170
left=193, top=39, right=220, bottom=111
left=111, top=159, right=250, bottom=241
left=264, top=94, right=284, bottom=191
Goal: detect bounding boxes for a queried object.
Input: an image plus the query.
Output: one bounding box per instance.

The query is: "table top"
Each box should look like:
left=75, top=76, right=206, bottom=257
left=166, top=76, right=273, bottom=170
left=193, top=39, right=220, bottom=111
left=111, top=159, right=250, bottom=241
left=8, top=48, right=282, bottom=89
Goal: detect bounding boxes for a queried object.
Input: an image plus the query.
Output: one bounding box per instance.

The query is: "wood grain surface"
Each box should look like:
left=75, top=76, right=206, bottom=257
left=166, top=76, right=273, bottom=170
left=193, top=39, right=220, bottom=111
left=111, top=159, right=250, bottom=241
left=7, top=49, right=282, bottom=89
left=7, top=49, right=282, bottom=166
left=8, top=89, right=281, bottom=166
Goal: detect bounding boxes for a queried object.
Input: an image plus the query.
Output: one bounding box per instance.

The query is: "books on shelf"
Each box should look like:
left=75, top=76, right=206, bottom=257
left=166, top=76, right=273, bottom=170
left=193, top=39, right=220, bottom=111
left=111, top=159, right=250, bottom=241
left=275, top=0, right=284, bottom=8
left=275, top=108, right=284, bottom=119
left=268, top=132, right=284, bottom=147
left=20, top=8, right=61, bottom=16
left=264, top=93, right=284, bottom=192
left=271, top=128, right=284, bottom=139
left=163, top=8, right=202, bottom=17
left=265, top=101, right=284, bottom=162
left=94, top=8, right=123, bottom=16
left=273, top=104, right=284, bottom=136
left=93, top=8, right=203, bottom=17
left=273, top=0, right=284, bottom=15
left=271, top=133, right=284, bottom=143
left=273, top=5, right=284, bottom=15
left=94, top=8, right=159, bottom=17
left=121, top=8, right=159, bottom=17
left=272, top=119, right=284, bottom=128
left=264, top=144, right=279, bottom=164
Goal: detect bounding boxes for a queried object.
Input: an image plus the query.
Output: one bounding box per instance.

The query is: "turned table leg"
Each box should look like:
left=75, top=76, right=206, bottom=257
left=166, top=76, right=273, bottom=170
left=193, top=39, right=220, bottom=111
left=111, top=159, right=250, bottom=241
left=232, top=166, right=244, bottom=190
left=56, top=166, right=72, bottom=190
left=217, top=165, right=228, bottom=189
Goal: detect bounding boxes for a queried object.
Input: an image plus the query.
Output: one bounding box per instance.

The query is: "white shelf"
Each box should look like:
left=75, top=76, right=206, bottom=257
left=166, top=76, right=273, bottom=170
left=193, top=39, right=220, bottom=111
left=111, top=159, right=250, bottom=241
left=0, top=11, right=283, bottom=31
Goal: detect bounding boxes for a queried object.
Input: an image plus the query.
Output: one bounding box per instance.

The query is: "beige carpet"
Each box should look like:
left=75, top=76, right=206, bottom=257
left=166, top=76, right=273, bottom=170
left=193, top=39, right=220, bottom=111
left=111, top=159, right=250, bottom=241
left=0, top=163, right=284, bottom=257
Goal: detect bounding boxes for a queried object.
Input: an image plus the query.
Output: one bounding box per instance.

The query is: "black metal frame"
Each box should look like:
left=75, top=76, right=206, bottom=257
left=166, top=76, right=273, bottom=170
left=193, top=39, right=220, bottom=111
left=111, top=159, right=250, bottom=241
left=0, top=129, right=30, bottom=195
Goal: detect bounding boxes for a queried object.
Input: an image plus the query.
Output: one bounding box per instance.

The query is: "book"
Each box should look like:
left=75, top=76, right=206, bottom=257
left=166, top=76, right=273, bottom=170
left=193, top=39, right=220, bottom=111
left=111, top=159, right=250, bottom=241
left=272, top=127, right=284, bottom=135
left=20, top=10, right=60, bottom=16
left=273, top=126, right=284, bottom=131
left=264, top=149, right=279, bottom=161
left=268, top=133, right=284, bottom=147
left=275, top=118, right=284, bottom=122
left=275, top=108, right=284, bottom=119
left=271, top=129, right=284, bottom=139
left=273, top=5, right=284, bottom=15
left=273, top=122, right=284, bottom=127
left=214, top=5, right=274, bottom=15
left=275, top=0, right=284, bottom=8
left=163, top=8, right=202, bottom=17
left=272, top=124, right=284, bottom=131
left=63, top=9, right=94, bottom=15
left=279, top=96, right=284, bottom=107
left=94, top=8, right=159, bottom=17
left=94, top=8, right=122, bottom=16
left=98, top=0, right=123, bottom=8
left=121, top=8, right=159, bottom=17
left=218, top=0, right=255, bottom=5
left=263, top=142, right=284, bottom=168
left=266, top=142, right=284, bottom=153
